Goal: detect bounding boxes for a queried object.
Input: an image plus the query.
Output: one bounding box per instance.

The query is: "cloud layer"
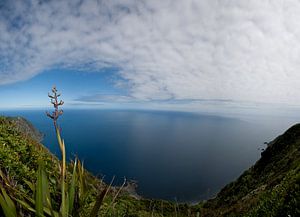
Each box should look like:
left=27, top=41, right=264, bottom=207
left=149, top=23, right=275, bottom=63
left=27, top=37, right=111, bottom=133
left=1, top=0, right=300, bottom=104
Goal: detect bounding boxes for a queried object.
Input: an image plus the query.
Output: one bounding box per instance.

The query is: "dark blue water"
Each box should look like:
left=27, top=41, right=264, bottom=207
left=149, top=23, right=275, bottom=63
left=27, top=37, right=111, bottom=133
left=1, top=109, right=297, bottom=202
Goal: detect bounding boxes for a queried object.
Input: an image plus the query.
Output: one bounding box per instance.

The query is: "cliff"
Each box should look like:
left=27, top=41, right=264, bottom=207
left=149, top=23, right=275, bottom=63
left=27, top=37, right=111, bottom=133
left=0, top=116, right=299, bottom=216
left=199, top=124, right=300, bottom=216
left=0, top=116, right=189, bottom=216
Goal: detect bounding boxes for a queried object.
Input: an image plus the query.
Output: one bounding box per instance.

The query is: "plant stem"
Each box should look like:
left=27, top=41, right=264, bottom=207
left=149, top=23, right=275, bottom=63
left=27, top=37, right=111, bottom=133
left=54, top=121, right=67, bottom=217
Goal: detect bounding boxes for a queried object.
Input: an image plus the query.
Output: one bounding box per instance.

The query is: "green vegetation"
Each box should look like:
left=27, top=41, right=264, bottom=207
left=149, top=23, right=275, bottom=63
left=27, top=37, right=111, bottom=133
left=0, top=87, right=299, bottom=216
left=0, top=87, right=191, bottom=217
left=200, top=124, right=300, bottom=217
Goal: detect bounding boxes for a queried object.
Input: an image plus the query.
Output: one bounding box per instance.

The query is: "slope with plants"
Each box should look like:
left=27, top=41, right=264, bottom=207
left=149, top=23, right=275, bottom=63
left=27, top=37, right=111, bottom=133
left=1, top=113, right=299, bottom=216
left=199, top=124, right=300, bottom=217
left=0, top=116, right=191, bottom=216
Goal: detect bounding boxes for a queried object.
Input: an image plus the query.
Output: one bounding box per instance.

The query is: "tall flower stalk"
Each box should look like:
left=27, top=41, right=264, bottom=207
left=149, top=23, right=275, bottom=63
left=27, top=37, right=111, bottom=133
left=0, top=86, right=110, bottom=216
left=46, top=86, right=67, bottom=216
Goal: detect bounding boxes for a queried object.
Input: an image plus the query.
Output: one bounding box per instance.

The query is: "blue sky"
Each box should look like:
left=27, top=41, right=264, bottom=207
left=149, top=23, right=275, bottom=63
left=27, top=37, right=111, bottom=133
left=1, top=0, right=300, bottom=116
left=0, top=67, right=125, bottom=109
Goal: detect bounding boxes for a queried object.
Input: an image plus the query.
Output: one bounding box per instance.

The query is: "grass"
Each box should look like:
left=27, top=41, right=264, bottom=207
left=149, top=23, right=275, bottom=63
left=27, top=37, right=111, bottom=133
left=200, top=124, right=300, bottom=217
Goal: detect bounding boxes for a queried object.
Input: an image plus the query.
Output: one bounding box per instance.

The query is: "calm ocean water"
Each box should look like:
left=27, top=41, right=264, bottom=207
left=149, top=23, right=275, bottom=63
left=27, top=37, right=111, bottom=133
left=1, top=109, right=298, bottom=202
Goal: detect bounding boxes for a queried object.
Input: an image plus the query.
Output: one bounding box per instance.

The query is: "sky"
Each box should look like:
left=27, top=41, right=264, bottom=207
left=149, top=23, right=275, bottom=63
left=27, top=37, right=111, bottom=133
left=1, top=0, right=300, bottom=116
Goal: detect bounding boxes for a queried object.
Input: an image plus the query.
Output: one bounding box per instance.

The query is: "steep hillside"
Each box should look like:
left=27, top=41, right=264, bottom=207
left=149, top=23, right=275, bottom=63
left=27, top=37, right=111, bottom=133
left=200, top=124, right=300, bottom=216
left=1, top=116, right=299, bottom=216
left=0, top=116, right=190, bottom=216
left=0, top=116, right=60, bottom=189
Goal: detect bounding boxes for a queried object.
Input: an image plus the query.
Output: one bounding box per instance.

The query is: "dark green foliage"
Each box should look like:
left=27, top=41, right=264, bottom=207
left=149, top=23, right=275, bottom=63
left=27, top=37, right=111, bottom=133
left=0, top=117, right=60, bottom=194
left=1, top=116, right=299, bottom=216
left=0, top=116, right=189, bottom=216
left=201, top=124, right=300, bottom=217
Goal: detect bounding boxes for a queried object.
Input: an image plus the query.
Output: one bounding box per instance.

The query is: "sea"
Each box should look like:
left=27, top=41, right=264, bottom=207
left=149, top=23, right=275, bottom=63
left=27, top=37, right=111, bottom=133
left=1, top=109, right=298, bottom=203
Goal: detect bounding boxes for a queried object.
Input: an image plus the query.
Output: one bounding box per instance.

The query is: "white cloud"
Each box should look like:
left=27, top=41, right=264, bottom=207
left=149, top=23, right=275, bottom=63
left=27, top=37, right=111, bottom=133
left=76, top=93, right=135, bottom=103
left=1, top=0, right=300, bottom=104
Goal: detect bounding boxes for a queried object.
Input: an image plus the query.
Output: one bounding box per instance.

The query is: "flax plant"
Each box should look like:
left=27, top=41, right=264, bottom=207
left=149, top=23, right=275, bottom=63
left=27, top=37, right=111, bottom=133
left=46, top=86, right=67, bottom=216
left=46, top=86, right=107, bottom=217
left=0, top=87, right=111, bottom=217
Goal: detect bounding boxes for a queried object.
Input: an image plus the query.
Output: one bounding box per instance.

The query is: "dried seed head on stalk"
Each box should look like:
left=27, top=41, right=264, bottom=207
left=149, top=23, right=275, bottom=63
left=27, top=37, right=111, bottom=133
left=46, top=86, right=64, bottom=122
